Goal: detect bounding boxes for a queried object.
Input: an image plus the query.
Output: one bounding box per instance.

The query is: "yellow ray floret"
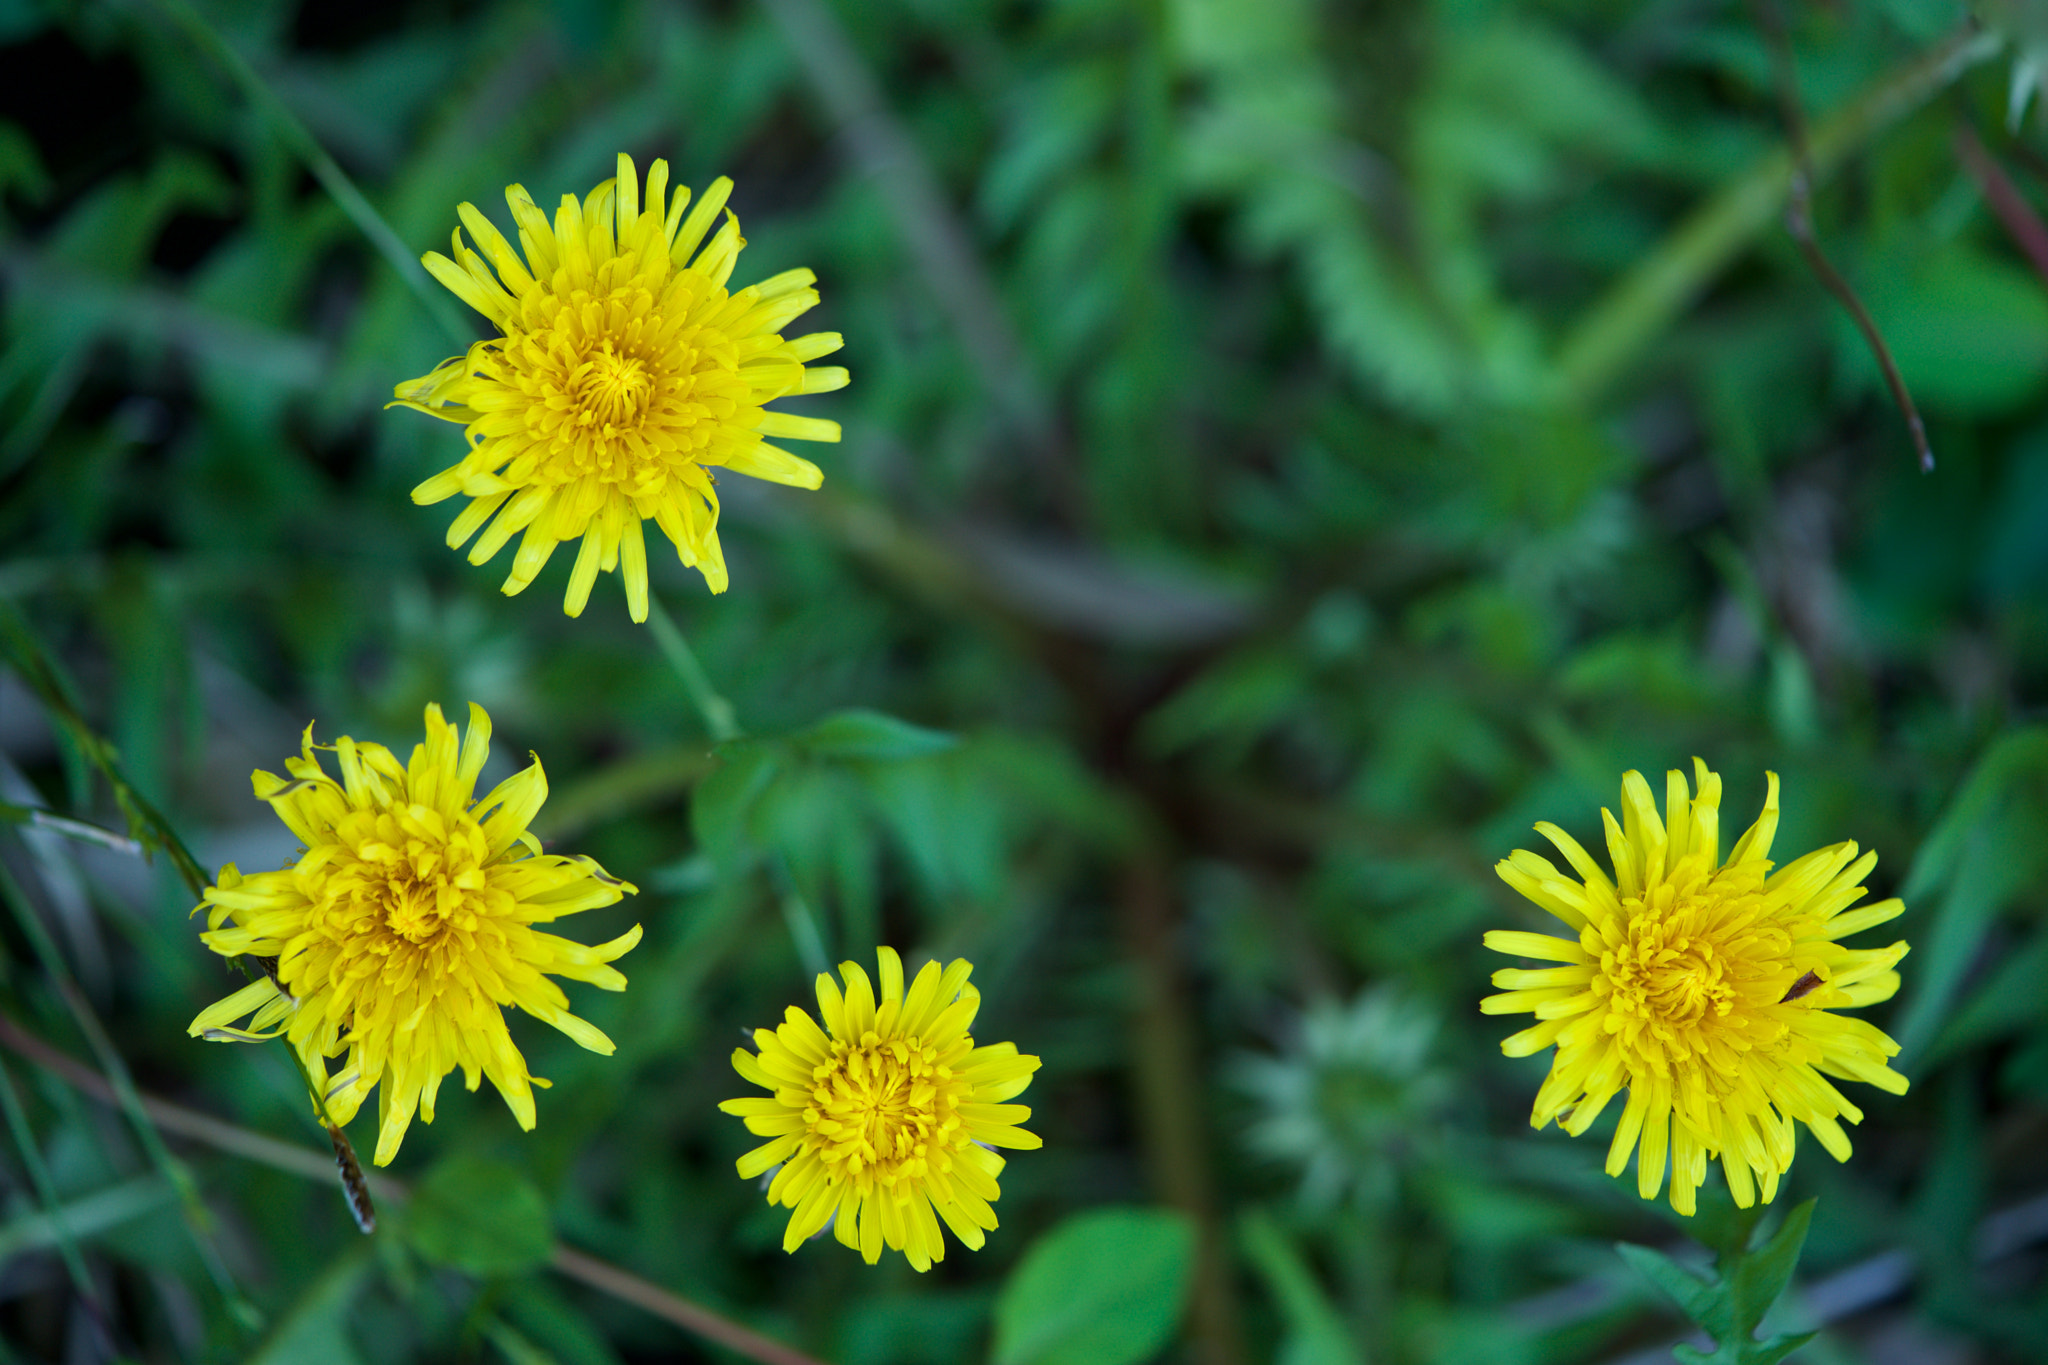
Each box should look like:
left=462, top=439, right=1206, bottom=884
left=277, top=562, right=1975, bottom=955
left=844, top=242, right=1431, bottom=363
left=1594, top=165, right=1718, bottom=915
left=720, top=947, right=1041, bottom=1271
left=188, top=703, right=641, bottom=1166
left=390, top=153, right=849, bottom=619
left=1482, top=760, right=1909, bottom=1216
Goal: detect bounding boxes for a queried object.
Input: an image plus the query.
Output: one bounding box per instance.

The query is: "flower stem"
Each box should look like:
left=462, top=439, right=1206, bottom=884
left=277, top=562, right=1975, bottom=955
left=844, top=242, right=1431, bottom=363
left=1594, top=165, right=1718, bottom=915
left=645, top=593, right=741, bottom=743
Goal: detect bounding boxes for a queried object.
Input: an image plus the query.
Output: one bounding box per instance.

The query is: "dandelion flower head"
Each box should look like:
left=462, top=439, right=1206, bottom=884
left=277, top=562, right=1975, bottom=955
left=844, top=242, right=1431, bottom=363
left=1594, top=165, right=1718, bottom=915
left=189, top=703, right=641, bottom=1165
left=721, top=947, right=1041, bottom=1271
left=392, top=154, right=848, bottom=619
left=1482, top=761, right=1909, bottom=1215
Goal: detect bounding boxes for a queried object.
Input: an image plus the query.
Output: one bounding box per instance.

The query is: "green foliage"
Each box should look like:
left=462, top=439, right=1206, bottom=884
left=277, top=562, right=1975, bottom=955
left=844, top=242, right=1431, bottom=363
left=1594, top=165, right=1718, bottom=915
left=244, top=1253, right=373, bottom=1365
left=402, top=1155, right=555, bottom=1279
left=1617, top=1202, right=1817, bottom=1365
left=1, top=0, right=2046, bottom=1361
left=992, top=1208, right=1197, bottom=1365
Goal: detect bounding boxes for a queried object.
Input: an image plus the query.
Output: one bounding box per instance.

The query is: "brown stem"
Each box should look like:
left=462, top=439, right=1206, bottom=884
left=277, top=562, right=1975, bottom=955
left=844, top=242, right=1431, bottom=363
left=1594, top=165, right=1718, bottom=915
left=0, top=1012, right=401, bottom=1202
left=1122, top=850, right=1246, bottom=1365
left=1753, top=0, right=1934, bottom=472
left=1954, top=122, right=2048, bottom=285
left=549, top=1247, right=832, bottom=1365
left=0, top=1016, right=835, bottom=1365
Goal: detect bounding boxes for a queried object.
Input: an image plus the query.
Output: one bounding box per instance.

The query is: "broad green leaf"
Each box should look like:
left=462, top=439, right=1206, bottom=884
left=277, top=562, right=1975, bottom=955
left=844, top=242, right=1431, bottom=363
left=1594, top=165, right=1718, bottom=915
left=795, top=709, right=958, bottom=762
left=403, top=1155, right=554, bottom=1278
left=1849, top=244, right=2048, bottom=416
left=1616, top=1242, right=1718, bottom=1325
left=245, top=1252, right=371, bottom=1365
left=993, top=1208, right=1197, bottom=1365
left=689, top=740, right=782, bottom=870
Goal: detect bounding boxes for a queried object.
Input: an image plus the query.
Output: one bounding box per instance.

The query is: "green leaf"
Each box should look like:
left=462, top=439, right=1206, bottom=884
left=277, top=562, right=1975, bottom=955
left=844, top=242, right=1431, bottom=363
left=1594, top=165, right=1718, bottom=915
left=1674, top=1332, right=1816, bottom=1365
left=992, top=1207, right=1197, bottom=1365
left=403, top=1155, right=554, bottom=1278
left=485, top=1317, right=562, bottom=1365
left=1848, top=244, right=2048, bottom=416
left=1622, top=1201, right=1817, bottom=1365
left=245, top=1252, right=371, bottom=1365
left=689, top=740, right=782, bottom=870
left=1615, top=1242, right=1718, bottom=1325
left=1240, top=1210, right=1364, bottom=1365
left=1727, top=1201, right=1815, bottom=1336
left=794, top=709, right=959, bottom=762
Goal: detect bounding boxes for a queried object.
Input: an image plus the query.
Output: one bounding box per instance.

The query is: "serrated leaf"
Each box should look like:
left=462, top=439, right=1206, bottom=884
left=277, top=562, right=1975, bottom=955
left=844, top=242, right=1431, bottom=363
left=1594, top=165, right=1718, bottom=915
left=794, top=709, right=958, bottom=762
left=1617, top=1241, right=1718, bottom=1323
left=403, top=1155, right=553, bottom=1278
left=1751, top=1331, right=1818, bottom=1365
left=993, top=1208, right=1196, bottom=1365
left=1730, top=1201, right=1814, bottom=1334
left=1627, top=1202, right=1818, bottom=1365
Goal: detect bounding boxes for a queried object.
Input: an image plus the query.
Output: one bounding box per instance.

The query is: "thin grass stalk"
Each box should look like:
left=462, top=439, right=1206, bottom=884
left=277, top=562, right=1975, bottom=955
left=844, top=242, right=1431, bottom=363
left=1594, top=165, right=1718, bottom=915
left=0, top=1017, right=835, bottom=1365
left=141, top=0, right=474, bottom=351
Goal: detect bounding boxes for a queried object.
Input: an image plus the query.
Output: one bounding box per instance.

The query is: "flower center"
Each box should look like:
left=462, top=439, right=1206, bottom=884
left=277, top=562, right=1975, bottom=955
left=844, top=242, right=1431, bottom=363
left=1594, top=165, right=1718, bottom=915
left=573, top=343, right=656, bottom=432
left=806, top=1031, right=963, bottom=1187
left=303, top=805, right=492, bottom=963
left=1608, top=923, right=1736, bottom=1026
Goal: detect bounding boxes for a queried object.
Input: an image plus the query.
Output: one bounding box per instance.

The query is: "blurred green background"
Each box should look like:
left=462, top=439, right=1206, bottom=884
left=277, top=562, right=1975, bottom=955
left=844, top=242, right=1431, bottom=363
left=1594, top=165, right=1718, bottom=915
left=2, top=0, right=2047, bottom=1361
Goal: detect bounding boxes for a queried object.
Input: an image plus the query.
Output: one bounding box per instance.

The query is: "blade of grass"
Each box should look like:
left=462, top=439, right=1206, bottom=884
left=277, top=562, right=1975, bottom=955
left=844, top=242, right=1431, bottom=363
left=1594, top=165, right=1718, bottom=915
left=0, top=856, right=254, bottom=1324
left=137, top=0, right=473, bottom=351
left=0, top=1050, right=104, bottom=1309
left=1751, top=0, right=1934, bottom=472
left=0, top=801, right=145, bottom=856
left=0, top=607, right=209, bottom=897
left=0, top=1018, right=837, bottom=1365
left=0, top=1170, right=174, bottom=1260
left=755, top=0, right=1068, bottom=501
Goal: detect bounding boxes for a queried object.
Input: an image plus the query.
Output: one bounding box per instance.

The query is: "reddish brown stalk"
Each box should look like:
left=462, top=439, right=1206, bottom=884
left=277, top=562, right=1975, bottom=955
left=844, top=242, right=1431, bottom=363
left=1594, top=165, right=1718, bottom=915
left=1122, top=851, right=1248, bottom=1365
left=1953, top=123, right=2048, bottom=285
left=1753, top=0, right=1934, bottom=472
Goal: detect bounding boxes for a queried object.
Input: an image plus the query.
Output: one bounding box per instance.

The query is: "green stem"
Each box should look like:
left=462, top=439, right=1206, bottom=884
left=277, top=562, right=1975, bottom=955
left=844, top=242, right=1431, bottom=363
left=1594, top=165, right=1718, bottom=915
left=1553, top=24, right=2003, bottom=406
left=645, top=593, right=741, bottom=743
left=143, top=0, right=473, bottom=351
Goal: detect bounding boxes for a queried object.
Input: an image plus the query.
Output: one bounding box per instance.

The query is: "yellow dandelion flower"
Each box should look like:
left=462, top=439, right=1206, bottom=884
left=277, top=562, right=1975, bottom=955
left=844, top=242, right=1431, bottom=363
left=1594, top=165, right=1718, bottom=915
left=188, top=703, right=642, bottom=1166
left=1482, top=760, right=1910, bottom=1216
left=720, top=947, right=1041, bottom=1271
left=391, top=153, right=848, bottom=619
